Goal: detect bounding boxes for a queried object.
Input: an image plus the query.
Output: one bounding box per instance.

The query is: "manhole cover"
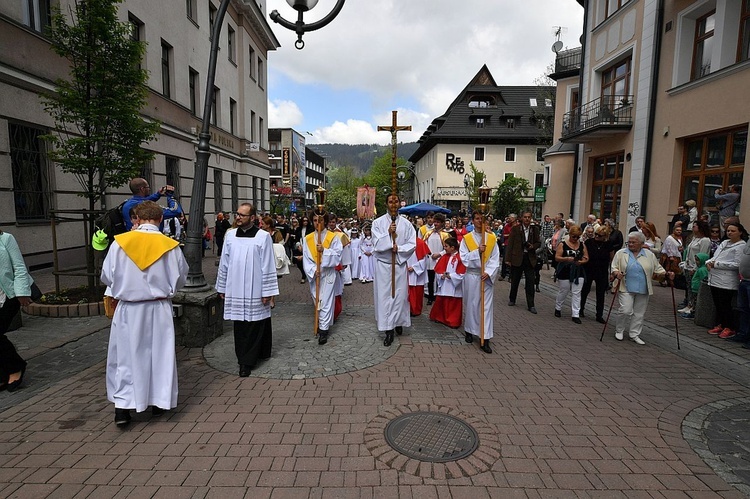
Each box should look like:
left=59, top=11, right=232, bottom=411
left=384, top=411, right=479, bottom=463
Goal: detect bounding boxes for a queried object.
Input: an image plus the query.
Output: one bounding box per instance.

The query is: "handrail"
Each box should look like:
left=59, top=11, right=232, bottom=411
left=561, top=94, right=634, bottom=138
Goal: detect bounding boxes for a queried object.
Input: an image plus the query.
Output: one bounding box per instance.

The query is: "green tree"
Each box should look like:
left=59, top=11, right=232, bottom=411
left=492, top=176, right=531, bottom=219
left=42, top=0, right=160, bottom=290
left=326, top=187, right=357, bottom=218
left=533, top=62, right=556, bottom=147
left=363, top=151, right=407, bottom=216
left=465, top=163, right=488, bottom=213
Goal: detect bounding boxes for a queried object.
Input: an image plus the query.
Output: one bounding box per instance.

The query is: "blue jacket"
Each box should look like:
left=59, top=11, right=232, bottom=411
left=0, top=232, right=33, bottom=299
left=122, top=193, right=182, bottom=230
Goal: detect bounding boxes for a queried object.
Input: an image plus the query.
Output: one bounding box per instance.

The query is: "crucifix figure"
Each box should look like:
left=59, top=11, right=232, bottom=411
left=377, top=111, right=412, bottom=297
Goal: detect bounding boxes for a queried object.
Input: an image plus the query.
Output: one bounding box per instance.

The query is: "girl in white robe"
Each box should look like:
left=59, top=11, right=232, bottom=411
left=359, top=227, right=375, bottom=283
left=349, top=230, right=361, bottom=280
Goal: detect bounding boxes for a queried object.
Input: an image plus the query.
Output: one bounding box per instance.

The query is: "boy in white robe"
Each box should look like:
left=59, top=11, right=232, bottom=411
left=303, top=213, right=343, bottom=345
left=216, top=204, right=279, bottom=378
left=459, top=212, right=500, bottom=354
left=371, top=195, right=416, bottom=346
left=102, top=201, right=188, bottom=426
left=349, top=229, right=361, bottom=281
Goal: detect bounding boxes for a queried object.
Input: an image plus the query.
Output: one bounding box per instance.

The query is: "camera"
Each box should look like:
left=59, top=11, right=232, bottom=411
left=164, top=188, right=174, bottom=196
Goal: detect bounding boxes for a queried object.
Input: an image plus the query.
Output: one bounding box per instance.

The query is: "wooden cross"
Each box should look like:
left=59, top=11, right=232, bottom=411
left=378, top=111, right=411, bottom=209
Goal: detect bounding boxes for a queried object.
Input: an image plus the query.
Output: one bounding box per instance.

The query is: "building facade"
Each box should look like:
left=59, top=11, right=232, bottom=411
left=409, top=66, right=554, bottom=216
left=0, top=0, right=279, bottom=268
left=268, top=128, right=326, bottom=215
left=550, top=0, right=749, bottom=233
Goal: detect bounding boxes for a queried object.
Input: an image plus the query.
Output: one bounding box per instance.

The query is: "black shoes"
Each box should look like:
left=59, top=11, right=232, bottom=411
left=535, top=285, right=541, bottom=292
left=7, top=367, right=25, bottom=393
left=239, top=365, right=252, bottom=377
left=572, top=317, right=582, bottom=324
left=318, top=330, right=329, bottom=345
left=508, top=300, right=515, bottom=306
left=395, top=326, right=403, bottom=336
left=579, top=310, right=585, bottom=318
left=384, top=330, right=394, bottom=346
left=427, top=300, right=434, bottom=306
left=151, top=406, right=165, bottom=417
left=528, top=307, right=537, bottom=314
left=554, top=309, right=561, bottom=318
left=114, top=408, right=131, bottom=426
left=596, top=317, right=606, bottom=324
left=480, top=340, right=492, bottom=354
left=465, top=332, right=474, bottom=343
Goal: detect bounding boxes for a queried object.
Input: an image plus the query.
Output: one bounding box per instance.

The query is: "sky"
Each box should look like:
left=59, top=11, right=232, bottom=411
left=265, top=0, right=584, bottom=145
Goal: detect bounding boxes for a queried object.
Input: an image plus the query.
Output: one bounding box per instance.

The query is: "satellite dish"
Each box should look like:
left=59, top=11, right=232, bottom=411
left=551, top=41, right=564, bottom=53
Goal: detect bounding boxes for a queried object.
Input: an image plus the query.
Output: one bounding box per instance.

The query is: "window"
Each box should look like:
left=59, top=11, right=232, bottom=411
left=258, top=58, right=265, bottom=88
left=214, top=169, right=224, bottom=213
left=186, top=0, right=197, bottom=22
left=474, top=147, right=485, bottom=162
left=529, top=98, right=537, bottom=106
left=692, top=10, right=716, bottom=80
left=10, top=123, right=50, bottom=220
left=227, top=26, right=236, bottom=63
left=537, top=148, right=546, bottom=162
left=250, top=110, right=256, bottom=142
left=476, top=118, right=485, bottom=129
left=545, top=98, right=553, bottom=107
left=249, top=45, right=256, bottom=80
left=232, top=173, right=239, bottom=210
left=605, top=0, right=630, bottom=19
left=208, top=3, right=217, bottom=39
left=165, top=156, right=180, bottom=200
left=504, top=172, right=515, bottom=180
left=189, top=68, right=199, bottom=115
left=129, top=14, right=144, bottom=69
left=544, top=165, right=551, bottom=186
left=259, top=117, right=264, bottom=148
left=229, top=98, right=237, bottom=135
left=591, top=153, right=625, bottom=224
left=535, top=173, right=545, bottom=188
left=740, top=0, right=750, bottom=62
left=506, top=118, right=515, bottom=129
left=251, top=176, right=258, bottom=207
left=681, top=127, right=746, bottom=215
left=161, top=40, right=172, bottom=98
left=505, top=148, right=516, bottom=162
left=468, top=97, right=493, bottom=107
left=601, top=57, right=631, bottom=105
left=211, top=86, right=219, bottom=126
left=140, top=159, right=154, bottom=188
left=24, top=0, right=51, bottom=33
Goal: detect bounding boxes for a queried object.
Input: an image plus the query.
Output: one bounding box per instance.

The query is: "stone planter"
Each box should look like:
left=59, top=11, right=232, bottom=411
left=23, top=301, right=106, bottom=318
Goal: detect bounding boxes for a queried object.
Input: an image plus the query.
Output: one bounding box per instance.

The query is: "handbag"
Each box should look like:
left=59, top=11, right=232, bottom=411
left=30, top=282, right=43, bottom=302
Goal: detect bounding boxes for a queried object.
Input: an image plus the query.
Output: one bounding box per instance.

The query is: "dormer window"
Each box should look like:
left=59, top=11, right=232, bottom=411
left=530, top=98, right=538, bottom=106
left=506, top=118, right=516, bottom=129
left=468, top=95, right=495, bottom=108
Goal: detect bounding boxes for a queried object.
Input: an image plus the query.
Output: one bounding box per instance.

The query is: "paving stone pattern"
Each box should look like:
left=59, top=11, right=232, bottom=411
left=1, top=258, right=750, bottom=496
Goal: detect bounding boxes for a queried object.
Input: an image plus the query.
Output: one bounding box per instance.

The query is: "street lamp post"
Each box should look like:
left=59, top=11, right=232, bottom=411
left=396, top=162, right=418, bottom=203
left=271, top=0, right=347, bottom=50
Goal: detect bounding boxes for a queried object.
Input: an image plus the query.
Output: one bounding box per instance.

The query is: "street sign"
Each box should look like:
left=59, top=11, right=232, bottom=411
left=534, top=186, right=547, bottom=202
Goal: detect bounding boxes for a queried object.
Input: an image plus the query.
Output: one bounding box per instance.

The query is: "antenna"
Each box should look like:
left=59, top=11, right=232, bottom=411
left=551, top=26, right=568, bottom=41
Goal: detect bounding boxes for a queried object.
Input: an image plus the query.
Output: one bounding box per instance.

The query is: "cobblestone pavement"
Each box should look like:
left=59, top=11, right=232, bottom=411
left=1, top=258, right=750, bottom=497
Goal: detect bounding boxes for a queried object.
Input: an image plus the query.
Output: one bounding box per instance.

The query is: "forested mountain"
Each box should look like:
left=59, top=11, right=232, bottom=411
left=308, top=142, right=419, bottom=173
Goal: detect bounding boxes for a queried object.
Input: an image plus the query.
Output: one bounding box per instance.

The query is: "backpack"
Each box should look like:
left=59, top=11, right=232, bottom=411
left=95, top=201, right=127, bottom=245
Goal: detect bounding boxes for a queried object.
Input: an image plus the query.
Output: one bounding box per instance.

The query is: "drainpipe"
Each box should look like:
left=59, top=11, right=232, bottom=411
left=639, top=0, right=665, bottom=217
left=571, top=0, right=589, bottom=219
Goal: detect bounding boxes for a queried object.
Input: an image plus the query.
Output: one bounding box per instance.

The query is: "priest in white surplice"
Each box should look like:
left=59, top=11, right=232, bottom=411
left=102, top=201, right=188, bottom=426
left=302, top=212, right=343, bottom=345
left=371, top=195, right=416, bottom=346
left=459, top=212, right=500, bottom=354
left=216, top=203, right=279, bottom=378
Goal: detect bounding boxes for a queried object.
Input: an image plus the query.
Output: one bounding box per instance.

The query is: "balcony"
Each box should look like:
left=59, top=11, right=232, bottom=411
left=555, top=48, right=582, bottom=74
left=561, top=95, right=633, bottom=142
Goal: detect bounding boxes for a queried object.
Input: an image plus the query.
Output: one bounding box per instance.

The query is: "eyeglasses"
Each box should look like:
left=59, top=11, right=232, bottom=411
left=569, top=235, right=580, bottom=239
left=235, top=212, right=250, bottom=218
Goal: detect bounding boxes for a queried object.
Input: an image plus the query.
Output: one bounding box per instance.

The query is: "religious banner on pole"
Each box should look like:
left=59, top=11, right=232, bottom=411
left=357, top=186, right=376, bottom=219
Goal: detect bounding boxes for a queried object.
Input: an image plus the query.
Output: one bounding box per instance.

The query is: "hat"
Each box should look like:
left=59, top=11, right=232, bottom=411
left=92, top=230, right=109, bottom=251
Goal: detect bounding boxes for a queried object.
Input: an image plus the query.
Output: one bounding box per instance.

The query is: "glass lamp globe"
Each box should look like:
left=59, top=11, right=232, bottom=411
left=287, top=0, right=319, bottom=11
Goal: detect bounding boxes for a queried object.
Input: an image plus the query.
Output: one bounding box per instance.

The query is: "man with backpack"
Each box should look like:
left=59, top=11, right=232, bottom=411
left=122, top=178, right=181, bottom=231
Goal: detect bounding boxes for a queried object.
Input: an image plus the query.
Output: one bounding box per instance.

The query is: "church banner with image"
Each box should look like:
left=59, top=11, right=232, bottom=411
left=357, top=186, right=376, bottom=219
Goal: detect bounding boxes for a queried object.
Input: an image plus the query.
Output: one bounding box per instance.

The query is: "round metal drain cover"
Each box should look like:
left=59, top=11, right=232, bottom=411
left=384, top=411, right=479, bottom=463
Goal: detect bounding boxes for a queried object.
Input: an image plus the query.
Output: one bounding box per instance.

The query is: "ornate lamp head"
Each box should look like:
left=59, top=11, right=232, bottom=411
left=478, top=184, right=492, bottom=215
left=314, top=186, right=327, bottom=216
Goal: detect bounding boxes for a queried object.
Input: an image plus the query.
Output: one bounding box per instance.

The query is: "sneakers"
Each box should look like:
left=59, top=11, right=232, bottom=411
left=708, top=325, right=724, bottom=335
left=554, top=309, right=561, bottom=318
left=630, top=336, right=646, bottom=345
left=615, top=331, right=624, bottom=341
left=718, top=328, right=736, bottom=339
left=679, top=311, right=695, bottom=319
left=677, top=306, right=691, bottom=314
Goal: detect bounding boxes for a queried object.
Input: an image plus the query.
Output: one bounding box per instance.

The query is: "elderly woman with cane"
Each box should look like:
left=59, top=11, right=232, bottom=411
left=610, top=231, right=673, bottom=345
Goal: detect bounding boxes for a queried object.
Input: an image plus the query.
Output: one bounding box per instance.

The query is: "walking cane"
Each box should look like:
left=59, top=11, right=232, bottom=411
left=669, top=275, right=681, bottom=350
left=600, top=277, right=620, bottom=341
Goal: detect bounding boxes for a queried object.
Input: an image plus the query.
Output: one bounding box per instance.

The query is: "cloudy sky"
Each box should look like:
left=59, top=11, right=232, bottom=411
left=265, top=0, right=584, bottom=145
